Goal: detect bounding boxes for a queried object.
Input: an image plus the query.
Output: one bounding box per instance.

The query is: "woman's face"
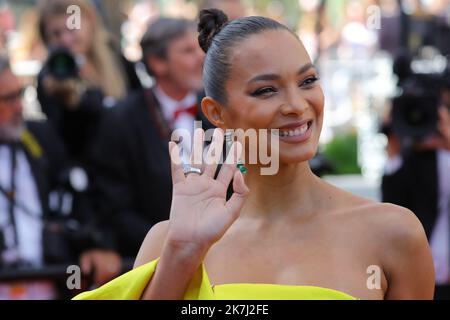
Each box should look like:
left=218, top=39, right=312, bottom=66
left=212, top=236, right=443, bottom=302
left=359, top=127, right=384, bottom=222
left=44, top=13, right=93, bottom=56
left=222, top=29, right=324, bottom=165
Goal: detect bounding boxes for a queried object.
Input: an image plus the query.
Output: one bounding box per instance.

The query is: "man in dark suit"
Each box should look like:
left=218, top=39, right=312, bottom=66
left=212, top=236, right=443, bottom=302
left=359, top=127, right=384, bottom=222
left=0, top=55, right=121, bottom=299
left=90, top=17, right=213, bottom=258
left=382, top=80, right=450, bottom=299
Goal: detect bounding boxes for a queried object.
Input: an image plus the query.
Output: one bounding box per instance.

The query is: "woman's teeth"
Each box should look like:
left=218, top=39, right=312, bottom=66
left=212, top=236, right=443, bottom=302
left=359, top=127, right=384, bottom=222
left=275, top=122, right=310, bottom=137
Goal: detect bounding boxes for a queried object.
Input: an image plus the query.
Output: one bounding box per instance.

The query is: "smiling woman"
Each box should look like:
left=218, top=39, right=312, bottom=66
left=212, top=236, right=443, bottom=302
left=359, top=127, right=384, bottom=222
left=73, top=9, right=435, bottom=300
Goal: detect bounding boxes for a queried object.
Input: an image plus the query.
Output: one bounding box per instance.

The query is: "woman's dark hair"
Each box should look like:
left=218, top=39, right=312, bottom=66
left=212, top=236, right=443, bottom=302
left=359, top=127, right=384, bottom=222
left=198, top=9, right=295, bottom=105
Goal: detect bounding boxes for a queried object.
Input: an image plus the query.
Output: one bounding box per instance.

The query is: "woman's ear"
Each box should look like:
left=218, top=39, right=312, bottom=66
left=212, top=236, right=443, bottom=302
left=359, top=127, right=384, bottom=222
left=201, top=96, right=226, bottom=129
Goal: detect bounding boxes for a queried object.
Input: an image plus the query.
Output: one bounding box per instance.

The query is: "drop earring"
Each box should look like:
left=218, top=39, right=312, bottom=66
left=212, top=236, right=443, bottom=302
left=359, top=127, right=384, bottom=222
left=225, top=130, right=247, bottom=174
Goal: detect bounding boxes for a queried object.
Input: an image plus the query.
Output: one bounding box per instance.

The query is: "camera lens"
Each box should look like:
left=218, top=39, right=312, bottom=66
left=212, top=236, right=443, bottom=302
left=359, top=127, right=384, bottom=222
left=46, top=47, right=79, bottom=80
left=392, top=95, right=439, bottom=140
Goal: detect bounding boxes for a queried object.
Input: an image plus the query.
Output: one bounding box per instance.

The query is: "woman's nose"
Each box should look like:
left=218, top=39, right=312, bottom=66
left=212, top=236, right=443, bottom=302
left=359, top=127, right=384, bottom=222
left=279, top=88, right=309, bottom=116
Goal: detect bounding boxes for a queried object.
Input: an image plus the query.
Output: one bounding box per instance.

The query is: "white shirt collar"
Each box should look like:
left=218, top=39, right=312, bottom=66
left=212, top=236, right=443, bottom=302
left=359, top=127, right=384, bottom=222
left=153, top=85, right=197, bottom=123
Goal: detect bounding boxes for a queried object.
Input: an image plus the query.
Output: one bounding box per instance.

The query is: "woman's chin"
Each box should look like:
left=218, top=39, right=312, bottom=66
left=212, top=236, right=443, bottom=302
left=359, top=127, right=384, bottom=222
left=278, top=147, right=317, bottom=165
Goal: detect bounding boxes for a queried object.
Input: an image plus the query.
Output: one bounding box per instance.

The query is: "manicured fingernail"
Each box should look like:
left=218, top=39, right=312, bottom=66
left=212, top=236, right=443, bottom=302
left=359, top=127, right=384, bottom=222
left=237, top=160, right=247, bottom=174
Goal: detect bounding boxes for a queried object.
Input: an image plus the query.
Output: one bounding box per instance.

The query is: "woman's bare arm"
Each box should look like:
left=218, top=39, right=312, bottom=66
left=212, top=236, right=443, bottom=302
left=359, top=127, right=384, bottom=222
left=134, top=221, right=169, bottom=268
left=381, top=205, right=435, bottom=299
left=139, top=234, right=210, bottom=300
left=134, top=220, right=209, bottom=300
left=133, top=129, right=249, bottom=300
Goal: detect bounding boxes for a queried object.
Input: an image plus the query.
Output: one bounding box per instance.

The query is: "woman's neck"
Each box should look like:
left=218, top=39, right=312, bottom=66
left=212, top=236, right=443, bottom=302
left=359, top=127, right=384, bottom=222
left=240, top=161, right=323, bottom=221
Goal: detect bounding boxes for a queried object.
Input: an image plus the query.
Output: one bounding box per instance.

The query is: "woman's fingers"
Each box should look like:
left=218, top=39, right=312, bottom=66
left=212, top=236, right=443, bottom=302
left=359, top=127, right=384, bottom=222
left=203, top=128, right=224, bottom=177
left=189, top=128, right=204, bottom=175
left=169, top=141, right=185, bottom=185
left=225, top=170, right=249, bottom=220
left=216, top=142, right=242, bottom=188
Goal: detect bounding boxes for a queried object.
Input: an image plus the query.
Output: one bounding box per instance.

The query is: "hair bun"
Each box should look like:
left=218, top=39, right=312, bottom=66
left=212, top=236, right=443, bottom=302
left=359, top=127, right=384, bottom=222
left=198, top=9, right=229, bottom=53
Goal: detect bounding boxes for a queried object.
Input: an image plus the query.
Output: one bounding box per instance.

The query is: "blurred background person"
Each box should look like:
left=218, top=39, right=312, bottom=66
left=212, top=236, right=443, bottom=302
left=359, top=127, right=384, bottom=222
left=382, top=60, right=450, bottom=299
left=90, top=16, right=210, bottom=259
left=34, top=1, right=140, bottom=276
left=0, top=54, right=121, bottom=299
left=36, top=0, right=141, bottom=165
left=0, top=53, right=63, bottom=299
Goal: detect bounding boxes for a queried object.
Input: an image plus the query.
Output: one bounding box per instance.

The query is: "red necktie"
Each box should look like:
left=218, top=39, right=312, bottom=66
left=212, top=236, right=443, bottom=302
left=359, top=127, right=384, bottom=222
left=173, top=104, right=198, bottom=121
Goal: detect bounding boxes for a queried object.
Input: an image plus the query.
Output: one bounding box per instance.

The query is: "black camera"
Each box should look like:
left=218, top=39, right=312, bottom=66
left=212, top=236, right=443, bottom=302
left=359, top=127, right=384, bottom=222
left=388, top=52, right=447, bottom=143
left=46, top=47, right=79, bottom=80
left=391, top=74, right=440, bottom=142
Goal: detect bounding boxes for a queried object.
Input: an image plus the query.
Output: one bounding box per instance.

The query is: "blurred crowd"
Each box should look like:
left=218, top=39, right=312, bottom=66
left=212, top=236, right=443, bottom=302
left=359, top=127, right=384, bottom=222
left=0, top=0, right=449, bottom=299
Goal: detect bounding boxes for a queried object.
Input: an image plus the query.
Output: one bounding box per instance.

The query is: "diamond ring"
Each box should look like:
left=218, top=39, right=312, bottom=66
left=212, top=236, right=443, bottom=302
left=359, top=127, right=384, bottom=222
left=183, top=165, right=202, bottom=176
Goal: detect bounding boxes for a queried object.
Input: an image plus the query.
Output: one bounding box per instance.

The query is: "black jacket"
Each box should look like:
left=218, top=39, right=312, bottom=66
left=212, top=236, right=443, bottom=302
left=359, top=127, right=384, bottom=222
left=23, top=121, right=68, bottom=216
left=90, top=88, right=213, bottom=257
left=21, top=121, right=111, bottom=264
left=0, top=121, right=70, bottom=265
left=381, top=150, right=439, bottom=239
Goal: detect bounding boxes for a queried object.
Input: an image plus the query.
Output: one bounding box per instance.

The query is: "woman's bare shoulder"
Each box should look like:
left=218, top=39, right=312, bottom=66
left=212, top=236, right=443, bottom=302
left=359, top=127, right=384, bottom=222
left=334, top=190, right=428, bottom=257
left=323, top=180, right=426, bottom=244
left=330, top=189, right=434, bottom=298
left=363, top=202, right=428, bottom=250
left=357, top=202, right=434, bottom=299
left=338, top=190, right=425, bottom=237
left=133, top=220, right=170, bottom=268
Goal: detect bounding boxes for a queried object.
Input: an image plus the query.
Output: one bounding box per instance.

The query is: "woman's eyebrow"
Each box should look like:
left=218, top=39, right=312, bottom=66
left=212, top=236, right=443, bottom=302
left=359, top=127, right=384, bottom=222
left=297, top=63, right=315, bottom=75
left=247, top=63, right=316, bottom=84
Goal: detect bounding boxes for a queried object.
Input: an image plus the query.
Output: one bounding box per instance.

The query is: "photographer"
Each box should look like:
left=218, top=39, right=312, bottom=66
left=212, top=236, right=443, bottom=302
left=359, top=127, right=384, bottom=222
left=36, top=0, right=140, bottom=164
left=0, top=54, right=121, bottom=299
left=382, top=63, right=450, bottom=300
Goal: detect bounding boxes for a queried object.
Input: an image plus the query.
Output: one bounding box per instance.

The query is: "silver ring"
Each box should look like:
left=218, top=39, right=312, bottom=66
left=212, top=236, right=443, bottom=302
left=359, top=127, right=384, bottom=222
left=183, top=165, right=202, bottom=176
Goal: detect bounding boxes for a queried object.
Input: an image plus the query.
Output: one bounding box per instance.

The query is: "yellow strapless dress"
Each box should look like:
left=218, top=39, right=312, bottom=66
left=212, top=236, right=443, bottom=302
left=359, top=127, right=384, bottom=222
left=73, top=258, right=357, bottom=300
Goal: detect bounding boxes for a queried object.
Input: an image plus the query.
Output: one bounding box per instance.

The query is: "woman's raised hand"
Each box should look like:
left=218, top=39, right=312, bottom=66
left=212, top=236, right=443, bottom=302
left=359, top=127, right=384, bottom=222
left=165, top=128, right=249, bottom=255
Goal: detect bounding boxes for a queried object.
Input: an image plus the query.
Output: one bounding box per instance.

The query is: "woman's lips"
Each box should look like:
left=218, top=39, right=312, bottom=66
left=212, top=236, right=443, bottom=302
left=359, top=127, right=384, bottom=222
left=272, top=120, right=313, bottom=143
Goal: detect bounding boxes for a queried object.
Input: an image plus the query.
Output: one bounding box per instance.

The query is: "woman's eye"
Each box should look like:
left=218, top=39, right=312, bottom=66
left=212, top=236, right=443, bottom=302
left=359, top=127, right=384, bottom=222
left=300, top=76, right=319, bottom=87
left=251, top=87, right=276, bottom=96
